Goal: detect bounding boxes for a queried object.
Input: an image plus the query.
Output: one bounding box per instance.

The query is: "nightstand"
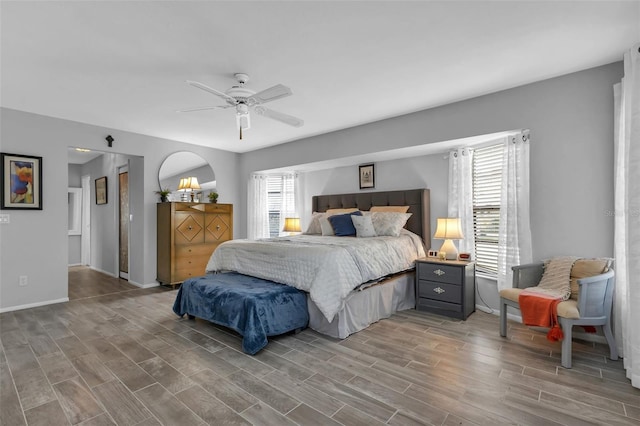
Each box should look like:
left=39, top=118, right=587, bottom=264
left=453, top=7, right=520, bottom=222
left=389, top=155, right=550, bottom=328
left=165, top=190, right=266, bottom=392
left=415, top=258, right=475, bottom=320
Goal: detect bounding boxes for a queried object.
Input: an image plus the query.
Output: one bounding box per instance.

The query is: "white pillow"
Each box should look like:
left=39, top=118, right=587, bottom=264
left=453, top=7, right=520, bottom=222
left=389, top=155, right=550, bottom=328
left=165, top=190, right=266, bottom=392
left=351, top=214, right=377, bottom=238
left=304, top=212, right=325, bottom=235
left=319, top=217, right=335, bottom=236
left=370, top=212, right=412, bottom=237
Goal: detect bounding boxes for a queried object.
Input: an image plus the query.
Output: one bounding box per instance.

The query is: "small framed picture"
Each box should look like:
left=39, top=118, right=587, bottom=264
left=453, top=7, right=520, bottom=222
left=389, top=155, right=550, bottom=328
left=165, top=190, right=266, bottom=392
left=95, top=176, right=108, bottom=205
left=359, top=163, right=375, bottom=189
left=1, top=152, right=43, bottom=210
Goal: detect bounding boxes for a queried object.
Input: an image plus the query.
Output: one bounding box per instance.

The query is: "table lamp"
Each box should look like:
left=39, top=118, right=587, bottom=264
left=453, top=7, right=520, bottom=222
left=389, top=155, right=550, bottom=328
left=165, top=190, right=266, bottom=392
left=282, top=217, right=301, bottom=235
left=434, top=217, right=464, bottom=260
left=178, top=177, right=201, bottom=202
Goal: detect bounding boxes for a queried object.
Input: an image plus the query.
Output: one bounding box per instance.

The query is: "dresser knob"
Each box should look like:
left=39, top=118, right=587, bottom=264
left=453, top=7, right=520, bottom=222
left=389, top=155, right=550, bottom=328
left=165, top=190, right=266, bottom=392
left=216, top=225, right=221, bottom=230
left=434, top=269, right=445, bottom=276
left=187, top=226, right=193, bottom=231
left=433, top=287, right=445, bottom=294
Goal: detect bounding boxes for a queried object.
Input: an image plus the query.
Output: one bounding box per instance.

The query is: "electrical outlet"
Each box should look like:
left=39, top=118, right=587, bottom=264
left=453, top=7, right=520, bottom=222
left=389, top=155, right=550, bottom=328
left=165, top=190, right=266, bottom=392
left=19, top=276, right=28, bottom=286
left=0, top=214, right=9, bottom=224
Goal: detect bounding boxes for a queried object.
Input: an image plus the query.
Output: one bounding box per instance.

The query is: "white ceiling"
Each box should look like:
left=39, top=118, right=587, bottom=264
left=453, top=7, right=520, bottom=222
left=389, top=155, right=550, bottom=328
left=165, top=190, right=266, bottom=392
left=2, top=1, right=638, bottom=154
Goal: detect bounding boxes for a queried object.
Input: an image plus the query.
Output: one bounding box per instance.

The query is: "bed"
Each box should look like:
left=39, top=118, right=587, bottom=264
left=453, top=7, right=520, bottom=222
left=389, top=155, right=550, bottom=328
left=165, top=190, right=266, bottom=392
left=306, top=188, right=430, bottom=337
left=174, top=188, right=430, bottom=351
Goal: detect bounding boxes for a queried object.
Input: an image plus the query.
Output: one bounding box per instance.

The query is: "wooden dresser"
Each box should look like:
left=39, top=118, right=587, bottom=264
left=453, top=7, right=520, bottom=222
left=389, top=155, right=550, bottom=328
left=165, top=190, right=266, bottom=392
left=157, top=202, right=233, bottom=287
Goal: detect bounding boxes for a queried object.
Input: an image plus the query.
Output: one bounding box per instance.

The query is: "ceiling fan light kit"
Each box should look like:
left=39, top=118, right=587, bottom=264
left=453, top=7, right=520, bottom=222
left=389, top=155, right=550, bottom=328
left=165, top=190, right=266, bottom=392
left=182, top=73, right=304, bottom=139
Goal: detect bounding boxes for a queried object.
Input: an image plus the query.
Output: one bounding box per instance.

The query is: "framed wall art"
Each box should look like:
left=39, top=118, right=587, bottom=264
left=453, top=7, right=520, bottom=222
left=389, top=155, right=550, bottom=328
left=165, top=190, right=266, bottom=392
left=95, top=176, right=108, bottom=205
left=359, top=163, right=375, bottom=189
left=1, top=152, right=43, bottom=210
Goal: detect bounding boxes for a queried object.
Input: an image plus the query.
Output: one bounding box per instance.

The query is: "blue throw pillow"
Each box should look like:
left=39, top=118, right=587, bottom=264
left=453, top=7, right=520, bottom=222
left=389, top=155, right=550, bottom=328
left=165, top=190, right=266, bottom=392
left=328, top=211, right=362, bottom=236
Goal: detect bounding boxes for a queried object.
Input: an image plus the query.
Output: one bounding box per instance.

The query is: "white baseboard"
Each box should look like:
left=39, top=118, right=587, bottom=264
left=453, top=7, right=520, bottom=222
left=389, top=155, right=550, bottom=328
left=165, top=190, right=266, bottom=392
left=128, top=280, right=160, bottom=289
left=475, top=304, right=498, bottom=315
left=68, top=263, right=82, bottom=267
left=89, top=266, right=118, bottom=278
left=0, top=298, right=69, bottom=313
left=83, top=267, right=158, bottom=289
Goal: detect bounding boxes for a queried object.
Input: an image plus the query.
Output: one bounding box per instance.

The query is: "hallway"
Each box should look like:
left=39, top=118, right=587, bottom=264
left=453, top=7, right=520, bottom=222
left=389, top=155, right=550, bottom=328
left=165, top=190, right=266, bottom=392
left=68, top=266, right=138, bottom=300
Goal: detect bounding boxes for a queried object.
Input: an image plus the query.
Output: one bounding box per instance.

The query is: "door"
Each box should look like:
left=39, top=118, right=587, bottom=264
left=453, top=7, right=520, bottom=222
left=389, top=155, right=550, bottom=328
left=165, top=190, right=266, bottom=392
left=118, top=165, right=129, bottom=280
left=81, top=174, right=91, bottom=265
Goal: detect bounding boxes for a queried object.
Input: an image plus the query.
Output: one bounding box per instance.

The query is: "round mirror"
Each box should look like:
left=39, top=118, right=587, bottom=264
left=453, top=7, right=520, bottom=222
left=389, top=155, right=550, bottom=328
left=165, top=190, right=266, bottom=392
left=158, top=151, right=215, bottom=202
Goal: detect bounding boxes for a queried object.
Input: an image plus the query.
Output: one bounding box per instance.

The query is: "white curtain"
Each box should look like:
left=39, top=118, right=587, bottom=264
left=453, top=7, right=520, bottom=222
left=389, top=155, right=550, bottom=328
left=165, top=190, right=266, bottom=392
left=278, top=172, right=299, bottom=233
left=247, top=173, right=269, bottom=240
left=497, top=131, right=533, bottom=291
left=448, top=147, right=476, bottom=257
left=613, top=44, right=640, bottom=389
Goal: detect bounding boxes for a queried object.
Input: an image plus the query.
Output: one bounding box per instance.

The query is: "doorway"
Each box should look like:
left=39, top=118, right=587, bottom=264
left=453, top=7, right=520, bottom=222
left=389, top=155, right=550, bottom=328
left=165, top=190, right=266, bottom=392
left=118, top=164, right=129, bottom=280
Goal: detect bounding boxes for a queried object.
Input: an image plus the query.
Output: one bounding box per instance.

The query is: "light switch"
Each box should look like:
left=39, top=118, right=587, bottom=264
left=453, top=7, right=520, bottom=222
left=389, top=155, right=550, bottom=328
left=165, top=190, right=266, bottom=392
left=0, top=214, right=9, bottom=224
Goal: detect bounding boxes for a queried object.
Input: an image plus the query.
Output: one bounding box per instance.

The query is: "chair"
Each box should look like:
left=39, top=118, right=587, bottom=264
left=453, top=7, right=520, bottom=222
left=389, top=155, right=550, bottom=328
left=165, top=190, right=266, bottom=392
left=499, top=261, right=617, bottom=368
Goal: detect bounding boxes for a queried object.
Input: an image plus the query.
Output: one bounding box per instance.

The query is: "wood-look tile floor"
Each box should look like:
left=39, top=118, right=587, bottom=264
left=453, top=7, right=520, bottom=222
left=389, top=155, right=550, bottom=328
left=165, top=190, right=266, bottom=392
left=1, top=280, right=638, bottom=425
left=68, top=267, right=139, bottom=300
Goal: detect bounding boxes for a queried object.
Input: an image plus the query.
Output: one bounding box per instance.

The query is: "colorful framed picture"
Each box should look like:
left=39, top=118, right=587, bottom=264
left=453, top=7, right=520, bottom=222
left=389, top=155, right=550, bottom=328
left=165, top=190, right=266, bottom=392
left=359, top=163, right=375, bottom=189
left=1, top=153, right=43, bottom=210
left=95, top=176, right=108, bottom=205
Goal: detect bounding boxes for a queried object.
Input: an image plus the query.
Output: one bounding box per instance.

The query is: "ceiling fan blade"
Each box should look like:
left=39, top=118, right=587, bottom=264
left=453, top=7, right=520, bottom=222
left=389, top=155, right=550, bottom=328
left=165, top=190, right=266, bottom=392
left=248, top=84, right=292, bottom=104
left=176, top=105, right=230, bottom=113
left=254, top=106, right=304, bottom=127
left=186, top=80, right=237, bottom=104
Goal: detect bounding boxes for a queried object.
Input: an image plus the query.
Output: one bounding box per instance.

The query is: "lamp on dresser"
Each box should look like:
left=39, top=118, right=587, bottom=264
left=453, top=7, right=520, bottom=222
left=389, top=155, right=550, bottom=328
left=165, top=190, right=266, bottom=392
left=434, top=217, right=464, bottom=260
left=177, top=176, right=201, bottom=202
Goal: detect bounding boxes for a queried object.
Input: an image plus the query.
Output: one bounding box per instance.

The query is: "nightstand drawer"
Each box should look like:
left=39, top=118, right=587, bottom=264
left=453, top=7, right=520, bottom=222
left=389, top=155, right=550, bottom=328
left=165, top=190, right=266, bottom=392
left=418, top=280, right=461, bottom=304
left=418, top=262, right=462, bottom=285
left=416, top=298, right=463, bottom=314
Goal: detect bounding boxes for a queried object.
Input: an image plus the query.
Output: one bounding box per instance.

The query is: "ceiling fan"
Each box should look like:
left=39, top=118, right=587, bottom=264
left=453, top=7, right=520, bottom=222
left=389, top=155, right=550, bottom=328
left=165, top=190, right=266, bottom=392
left=179, top=73, right=304, bottom=139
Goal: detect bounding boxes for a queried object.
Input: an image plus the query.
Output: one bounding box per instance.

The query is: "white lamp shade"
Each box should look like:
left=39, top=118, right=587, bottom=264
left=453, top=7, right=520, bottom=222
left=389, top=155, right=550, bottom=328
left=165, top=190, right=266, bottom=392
left=282, top=217, right=301, bottom=233
left=177, top=177, right=189, bottom=191
left=178, top=177, right=201, bottom=191
left=433, top=217, right=464, bottom=240
left=434, top=217, right=464, bottom=260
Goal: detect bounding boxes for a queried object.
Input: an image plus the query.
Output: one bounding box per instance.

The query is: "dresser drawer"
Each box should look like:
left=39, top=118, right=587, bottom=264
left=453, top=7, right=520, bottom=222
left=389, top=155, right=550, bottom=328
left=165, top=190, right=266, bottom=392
left=418, top=262, right=462, bottom=285
left=418, top=280, right=462, bottom=304
left=206, top=204, right=232, bottom=214
left=174, top=202, right=206, bottom=212
left=174, top=264, right=207, bottom=281
left=175, top=244, right=215, bottom=258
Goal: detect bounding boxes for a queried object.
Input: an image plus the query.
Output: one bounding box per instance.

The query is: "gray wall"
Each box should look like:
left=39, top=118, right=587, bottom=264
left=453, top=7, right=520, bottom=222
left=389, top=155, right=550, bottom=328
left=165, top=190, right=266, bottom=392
left=303, top=154, right=449, bottom=249
left=242, top=62, right=622, bottom=313
left=79, top=153, right=144, bottom=278
left=241, top=62, right=622, bottom=263
left=0, top=108, right=240, bottom=311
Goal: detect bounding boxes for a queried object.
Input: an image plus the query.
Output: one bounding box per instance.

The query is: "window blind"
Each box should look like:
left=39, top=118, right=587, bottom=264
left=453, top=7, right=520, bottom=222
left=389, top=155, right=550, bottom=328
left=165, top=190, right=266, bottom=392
left=267, top=175, right=295, bottom=237
left=472, top=144, right=503, bottom=275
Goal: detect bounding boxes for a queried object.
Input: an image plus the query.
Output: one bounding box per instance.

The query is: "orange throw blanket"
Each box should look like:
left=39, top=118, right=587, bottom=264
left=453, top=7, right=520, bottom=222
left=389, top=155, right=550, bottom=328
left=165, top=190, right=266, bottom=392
left=518, top=292, right=564, bottom=341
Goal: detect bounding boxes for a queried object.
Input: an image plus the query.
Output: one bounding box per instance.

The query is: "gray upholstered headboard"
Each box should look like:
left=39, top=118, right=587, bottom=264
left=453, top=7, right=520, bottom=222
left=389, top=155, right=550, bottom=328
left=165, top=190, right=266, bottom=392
left=312, top=188, right=431, bottom=249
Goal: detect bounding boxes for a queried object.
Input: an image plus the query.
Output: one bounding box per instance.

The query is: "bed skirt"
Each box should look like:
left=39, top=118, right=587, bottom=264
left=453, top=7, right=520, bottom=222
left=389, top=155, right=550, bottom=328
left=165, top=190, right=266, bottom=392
left=307, top=271, right=415, bottom=339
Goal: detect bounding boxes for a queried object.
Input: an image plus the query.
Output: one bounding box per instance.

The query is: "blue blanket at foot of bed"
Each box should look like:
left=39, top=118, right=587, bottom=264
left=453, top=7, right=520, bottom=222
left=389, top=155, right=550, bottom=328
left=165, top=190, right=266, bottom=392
left=172, top=272, right=309, bottom=355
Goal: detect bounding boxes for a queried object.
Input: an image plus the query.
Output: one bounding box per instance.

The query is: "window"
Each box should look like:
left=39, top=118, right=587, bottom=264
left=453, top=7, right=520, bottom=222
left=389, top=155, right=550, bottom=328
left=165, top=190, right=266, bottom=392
left=472, top=144, right=504, bottom=275
left=266, top=174, right=296, bottom=237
